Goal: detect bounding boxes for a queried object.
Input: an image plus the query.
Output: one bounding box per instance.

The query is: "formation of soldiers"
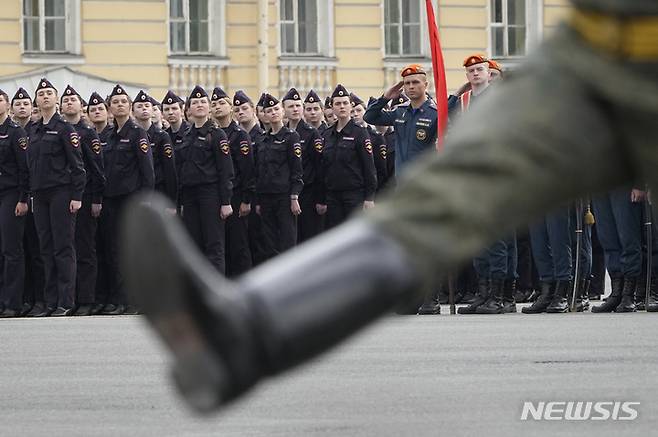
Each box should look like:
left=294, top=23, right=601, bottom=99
left=0, top=54, right=656, bottom=318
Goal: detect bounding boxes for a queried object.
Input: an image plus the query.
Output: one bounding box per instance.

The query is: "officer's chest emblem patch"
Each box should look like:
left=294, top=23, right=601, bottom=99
left=313, top=139, right=323, bottom=152
left=139, top=138, right=149, bottom=153
left=91, top=139, right=101, bottom=154
left=221, top=141, right=230, bottom=155
left=416, top=129, right=427, bottom=141
left=70, top=133, right=80, bottom=148
left=239, top=141, right=250, bottom=156
left=293, top=145, right=302, bottom=158
left=164, top=145, right=173, bottom=158
left=365, top=139, right=373, bottom=154
left=18, top=137, right=28, bottom=150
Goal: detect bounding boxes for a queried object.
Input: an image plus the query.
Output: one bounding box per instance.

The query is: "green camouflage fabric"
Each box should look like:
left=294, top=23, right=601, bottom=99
left=366, top=22, right=658, bottom=295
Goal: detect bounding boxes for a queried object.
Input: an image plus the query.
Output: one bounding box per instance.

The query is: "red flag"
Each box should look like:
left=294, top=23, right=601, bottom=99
left=425, top=0, right=448, bottom=150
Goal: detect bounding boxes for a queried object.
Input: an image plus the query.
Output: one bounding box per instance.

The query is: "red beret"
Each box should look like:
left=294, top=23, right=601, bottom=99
left=400, top=64, right=426, bottom=78
left=463, top=54, right=489, bottom=68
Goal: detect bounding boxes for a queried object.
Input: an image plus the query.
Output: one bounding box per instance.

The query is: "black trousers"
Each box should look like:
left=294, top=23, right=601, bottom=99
left=0, top=190, right=25, bottom=311
left=99, top=195, right=130, bottom=306
left=75, top=197, right=98, bottom=305
left=33, top=187, right=76, bottom=309
left=259, top=193, right=296, bottom=260
left=182, top=184, right=226, bottom=274
left=248, top=209, right=269, bottom=266
left=326, top=189, right=365, bottom=229
left=225, top=192, right=252, bottom=277
left=297, top=184, right=324, bottom=243
left=23, top=204, right=44, bottom=306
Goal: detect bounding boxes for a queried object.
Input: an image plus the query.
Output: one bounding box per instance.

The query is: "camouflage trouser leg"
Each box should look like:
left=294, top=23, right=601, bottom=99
left=367, top=27, right=658, bottom=293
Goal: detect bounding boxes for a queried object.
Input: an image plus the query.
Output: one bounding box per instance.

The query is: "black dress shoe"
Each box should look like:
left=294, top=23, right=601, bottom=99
left=101, top=304, right=126, bottom=315
left=26, top=303, right=45, bottom=317
left=51, top=307, right=74, bottom=317
left=0, top=308, right=20, bottom=318
left=123, top=305, right=140, bottom=315
left=74, top=304, right=94, bottom=316
left=32, top=306, right=56, bottom=317
left=20, top=303, right=33, bottom=317
left=90, top=303, right=105, bottom=315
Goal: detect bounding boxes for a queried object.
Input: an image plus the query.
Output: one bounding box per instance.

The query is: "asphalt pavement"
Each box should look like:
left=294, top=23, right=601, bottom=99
left=0, top=310, right=656, bottom=437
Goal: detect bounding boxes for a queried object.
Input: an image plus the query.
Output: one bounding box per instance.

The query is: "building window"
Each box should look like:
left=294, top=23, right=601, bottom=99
left=384, top=0, right=422, bottom=57
left=490, top=0, right=527, bottom=57
left=23, top=0, right=68, bottom=52
left=169, top=0, right=211, bottom=54
left=280, top=0, right=319, bottom=55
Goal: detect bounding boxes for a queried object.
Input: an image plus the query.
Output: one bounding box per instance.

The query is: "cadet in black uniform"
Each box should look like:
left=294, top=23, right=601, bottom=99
left=11, top=88, right=44, bottom=316
left=283, top=87, right=324, bottom=242
left=304, top=90, right=328, bottom=133
left=233, top=91, right=269, bottom=266
left=0, top=89, right=29, bottom=318
left=27, top=78, right=86, bottom=317
left=162, top=90, right=189, bottom=148
left=351, top=93, right=389, bottom=194
left=60, top=85, right=106, bottom=316
left=211, top=87, right=255, bottom=276
left=176, top=85, right=234, bottom=273
left=255, top=94, right=303, bottom=258
left=319, top=85, right=377, bottom=229
left=100, top=84, right=154, bottom=315
left=133, top=90, right=177, bottom=205
left=86, top=92, right=112, bottom=315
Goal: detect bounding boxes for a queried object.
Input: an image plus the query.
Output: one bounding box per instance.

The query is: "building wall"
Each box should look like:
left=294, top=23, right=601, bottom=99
left=0, top=0, right=573, bottom=103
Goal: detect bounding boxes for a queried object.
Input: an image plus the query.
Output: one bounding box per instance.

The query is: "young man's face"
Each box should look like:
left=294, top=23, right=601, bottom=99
left=61, top=95, right=82, bottom=116
left=466, top=63, right=489, bottom=86
left=88, top=104, right=108, bottom=124
left=31, top=107, right=41, bottom=122
left=284, top=100, right=303, bottom=122
left=163, top=103, right=183, bottom=125
left=264, top=103, right=283, bottom=124
left=133, top=101, right=153, bottom=122
left=189, top=97, right=209, bottom=119
left=11, top=99, right=31, bottom=120
left=304, top=102, right=323, bottom=124
left=109, top=95, right=131, bottom=118
left=234, top=103, right=255, bottom=125
left=324, top=107, right=336, bottom=125
left=350, top=104, right=365, bottom=125
left=36, top=88, right=57, bottom=111
left=211, top=98, right=232, bottom=120
left=152, top=105, right=162, bottom=124
left=0, top=95, right=9, bottom=117
left=332, top=96, right=352, bottom=121
left=403, top=74, right=428, bottom=100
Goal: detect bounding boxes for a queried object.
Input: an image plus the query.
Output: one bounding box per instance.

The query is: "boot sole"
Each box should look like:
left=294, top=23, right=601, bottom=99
left=121, top=193, right=236, bottom=414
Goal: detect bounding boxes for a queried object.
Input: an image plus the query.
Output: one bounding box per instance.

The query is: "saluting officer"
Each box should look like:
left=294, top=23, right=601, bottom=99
left=11, top=88, right=44, bottom=317
left=211, top=87, right=255, bottom=276
left=27, top=78, right=86, bottom=317
left=60, top=85, right=106, bottom=316
left=100, top=84, right=155, bottom=315
left=176, top=85, right=234, bottom=273
left=233, top=90, right=269, bottom=266
left=133, top=90, right=177, bottom=205
left=283, top=87, right=324, bottom=242
left=319, top=85, right=377, bottom=229
left=255, top=94, right=303, bottom=258
left=0, top=89, right=29, bottom=318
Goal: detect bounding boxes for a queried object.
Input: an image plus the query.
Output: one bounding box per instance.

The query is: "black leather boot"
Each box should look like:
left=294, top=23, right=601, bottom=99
left=546, top=280, right=571, bottom=313
left=502, top=279, right=517, bottom=313
left=476, top=279, right=504, bottom=314
left=575, top=279, right=590, bottom=312
left=457, top=279, right=489, bottom=314
left=121, top=194, right=419, bottom=413
left=521, top=281, right=555, bottom=314
left=615, top=277, right=638, bottom=313
left=647, top=278, right=658, bottom=312
left=591, top=277, right=623, bottom=313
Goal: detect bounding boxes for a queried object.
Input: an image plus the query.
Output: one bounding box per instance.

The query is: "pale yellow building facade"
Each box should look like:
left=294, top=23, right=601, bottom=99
left=0, top=0, right=572, bottom=103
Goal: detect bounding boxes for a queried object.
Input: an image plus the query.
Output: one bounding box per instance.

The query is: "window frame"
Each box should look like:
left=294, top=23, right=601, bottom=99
left=488, top=0, right=543, bottom=60
left=167, top=0, right=226, bottom=57
left=279, top=0, right=322, bottom=56
left=21, top=0, right=81, bottom=55
left=383, top=0, right=425, bottom=58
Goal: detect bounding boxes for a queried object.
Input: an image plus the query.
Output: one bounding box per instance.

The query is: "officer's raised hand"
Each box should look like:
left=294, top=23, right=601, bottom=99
left=384, top=81, right=404, bottom=101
